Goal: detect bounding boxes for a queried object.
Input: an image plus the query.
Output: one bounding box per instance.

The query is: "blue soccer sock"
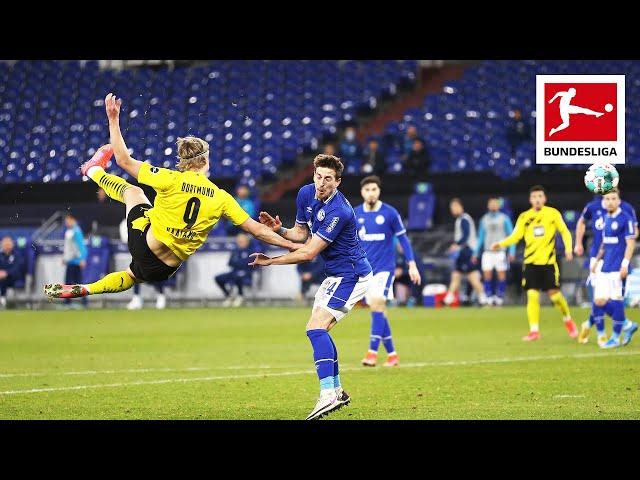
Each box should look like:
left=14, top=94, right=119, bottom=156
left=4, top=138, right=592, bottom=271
left=609, top=300, right=626, bottom=340
left=133, top=283, right=141, bottom=294
left=306, top=329, right=335, bottom=392
left=483, top=279, right=494, bottom=298
left=327, top=334, right=341, bottom=389
left=591, top=303, right=606, bottom=336
left=496, top=280, right=506, bottom=299
left=382, top=314, right=396, bottom=355
left=369, top=311, right=385, bottom=353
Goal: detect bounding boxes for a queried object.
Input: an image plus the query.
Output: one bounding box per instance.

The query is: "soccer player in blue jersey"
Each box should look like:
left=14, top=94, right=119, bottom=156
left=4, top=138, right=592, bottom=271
left=355, top=176, right=421, bottom=367
left=589, top=189, right=637, bottom=348
left=472, top=197, right=516, bottom=306
left=575, top=190, right=638, bottom=345
left=251, top=154, right=373, bottom=420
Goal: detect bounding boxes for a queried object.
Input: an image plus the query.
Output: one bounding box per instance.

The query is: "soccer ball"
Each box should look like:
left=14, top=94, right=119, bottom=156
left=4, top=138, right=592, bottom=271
left=584, top=162, right=619, bottom=194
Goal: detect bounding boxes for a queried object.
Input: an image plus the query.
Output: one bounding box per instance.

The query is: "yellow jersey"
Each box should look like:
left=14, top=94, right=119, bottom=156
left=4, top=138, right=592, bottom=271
left=498, top=205, right=572, bottom=266
left=136, top=162, right=250, bottom=261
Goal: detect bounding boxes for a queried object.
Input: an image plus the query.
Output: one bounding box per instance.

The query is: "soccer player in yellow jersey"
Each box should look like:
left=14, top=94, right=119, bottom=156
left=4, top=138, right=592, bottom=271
left=490, top=185, right=578, bottom=341
left=44, top=93, right=299, bottom=300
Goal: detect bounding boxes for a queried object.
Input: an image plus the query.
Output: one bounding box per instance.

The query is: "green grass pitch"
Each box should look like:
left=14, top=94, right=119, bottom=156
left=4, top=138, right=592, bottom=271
left=0, top=306, right=639, bottom=419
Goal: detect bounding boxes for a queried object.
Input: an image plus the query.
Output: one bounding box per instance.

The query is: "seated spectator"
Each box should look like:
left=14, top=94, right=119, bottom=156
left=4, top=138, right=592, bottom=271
left=339, top=126, right=361, bottom=164
left=361, top=137, right=386, bottom=176
left=214, top=233, right=254, bottom=307
left=506, top=109, right=532, bottom=156
left=405, top=138, right=431, bottom=179
left=403, top=125, right=423, bottom=158
left=0, top=236, right=24, bottom=309
left=296, top=250, right=325, bottom=303
left=322, top=143, right=337, bottom=156
left=235, top=185, right=256, bottom=219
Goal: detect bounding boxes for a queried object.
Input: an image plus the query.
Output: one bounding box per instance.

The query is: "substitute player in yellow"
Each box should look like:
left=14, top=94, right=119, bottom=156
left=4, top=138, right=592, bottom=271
left=490, top=185, right=578, bottom=341
left=44, top=93, right=299, bottom=300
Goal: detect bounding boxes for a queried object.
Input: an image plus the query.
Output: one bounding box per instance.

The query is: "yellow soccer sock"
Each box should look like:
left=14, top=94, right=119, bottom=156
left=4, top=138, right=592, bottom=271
left=550, top=291, right=572, bottom=320
left=526, top=289, right=541, bottom=332
left=88, top=167, right=132, bottom=204
left=85, top=271, right=136, bottom=295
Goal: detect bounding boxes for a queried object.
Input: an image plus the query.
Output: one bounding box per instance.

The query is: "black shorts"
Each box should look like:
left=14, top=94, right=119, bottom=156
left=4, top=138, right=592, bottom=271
left=455, top=247, right=480, bottom=274
left=522, top=263, right=560, bottom=291
left=127, top=203, right=179, bottom=283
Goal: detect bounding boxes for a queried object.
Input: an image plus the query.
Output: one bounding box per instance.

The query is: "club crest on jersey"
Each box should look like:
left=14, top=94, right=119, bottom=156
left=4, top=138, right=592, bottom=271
left=326, top=216, right=340, bottom=233
left=375, top=215, right=385, bottom=225
left=595, top=217, right=605, bottom=230
left=150, top=167, right=159, bottom=174
left=317, top=209, right=326, bottom=221
left=611, top=221, right=618, bottom=230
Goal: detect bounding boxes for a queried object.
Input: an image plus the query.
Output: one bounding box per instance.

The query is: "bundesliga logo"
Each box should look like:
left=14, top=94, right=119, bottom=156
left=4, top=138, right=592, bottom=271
left=536, top=75, right=625, bottom=164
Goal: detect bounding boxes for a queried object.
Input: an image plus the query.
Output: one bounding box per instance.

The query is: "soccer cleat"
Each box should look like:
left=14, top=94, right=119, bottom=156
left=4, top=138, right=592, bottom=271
left=493, top=296, right=504, bottom=307
left=232, top=295, right=244, bottom=308
left=622, top=322, right=638, bottom=346
left=155, top=294, right=166, bottom=310
left=577, top=321, right=591, bottom=344
left=221, top=297, right=233, bottom=307
left=305, top=391, right=340, bottom=420
left=383, top=353, right=400, bottom=367
left=522, top=331, right=540, bottom=342
left=443, top=292, right=455, bottom=306
left=80, top=144, right=114, bottom=177
left=597, top=334, right=608, bottom=347
left=564, top=319, right=579, bottom=338
left=44, top=283, right=89, bottom=299
left=361, top=351, right=377, bottom=367
left=600, top=337, right=621, bottom=349
left=335, top=387, right=351, bottom=408
left=127, top=295, right=143, bottom=310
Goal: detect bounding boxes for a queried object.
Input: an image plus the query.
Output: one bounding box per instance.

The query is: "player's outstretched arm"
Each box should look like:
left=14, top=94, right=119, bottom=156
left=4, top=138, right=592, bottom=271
left=574, top=217, right=586, bottom=256
left=258, top=211, right=310, bottom=243
left=105, top=93, right=143, bottom=179
left=548, top=92, right=561, bottom=104
left=492, top=213, right=525, bottom=250
left=249, top=235, right=328, bottom=267
left=238, top=217, right=302, bottom=252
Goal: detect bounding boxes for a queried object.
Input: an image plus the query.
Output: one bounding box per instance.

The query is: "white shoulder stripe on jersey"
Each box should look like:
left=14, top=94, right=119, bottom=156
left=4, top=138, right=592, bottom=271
left=315, top=232, right=334, bottom=243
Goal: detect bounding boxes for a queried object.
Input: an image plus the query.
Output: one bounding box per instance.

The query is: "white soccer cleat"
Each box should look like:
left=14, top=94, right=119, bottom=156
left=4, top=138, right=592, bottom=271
left=443, top=292, right=455, bottom=306
left=232, top=295, right=245, bottom=308
left=0, top=296, right=6, bottom=309
left=221, top=297, right=233, bottom=307
left=305, top=390, right=340, bottom=420
left=126, top=295, right=143, bottom=310
left=155, top=294, right=166, bottom=310
left=493, top=296, right=504, bottom=307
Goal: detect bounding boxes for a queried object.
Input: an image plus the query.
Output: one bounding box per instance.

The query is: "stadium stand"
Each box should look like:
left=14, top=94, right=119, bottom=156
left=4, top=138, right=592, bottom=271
left=0, top=60, right=417, bottom=186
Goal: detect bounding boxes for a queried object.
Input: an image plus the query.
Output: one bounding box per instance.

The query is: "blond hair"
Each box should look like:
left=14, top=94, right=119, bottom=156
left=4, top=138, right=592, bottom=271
left=176, top=136, right=209, bottom=172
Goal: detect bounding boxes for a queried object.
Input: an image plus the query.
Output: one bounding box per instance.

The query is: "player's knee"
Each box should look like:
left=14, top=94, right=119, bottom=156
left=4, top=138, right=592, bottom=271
left=369, top=298, right=386, bottom=312
left=124, top=185, right=145, bottom=199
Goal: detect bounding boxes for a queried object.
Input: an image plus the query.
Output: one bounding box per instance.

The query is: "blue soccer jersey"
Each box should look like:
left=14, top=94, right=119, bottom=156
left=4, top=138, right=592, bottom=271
left=579, top=197, right=638, bottom=258
left=354, top=202, right=407, bottom=273
left=601, top=208, right=636, bottom=273
left=295, top=184, right=371, bottom=278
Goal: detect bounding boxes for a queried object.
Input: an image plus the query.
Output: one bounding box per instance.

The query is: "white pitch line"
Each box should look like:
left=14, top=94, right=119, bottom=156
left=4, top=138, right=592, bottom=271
left=1, top=350, right=639, bottom=396
left=0, top=365, right=292, bottom=379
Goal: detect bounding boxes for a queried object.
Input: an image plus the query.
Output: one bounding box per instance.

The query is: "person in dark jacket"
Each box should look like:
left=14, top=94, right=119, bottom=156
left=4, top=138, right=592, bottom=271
left=405, top=138, right=431, bottom=179
left=0, top=236, right=24, bottom=309
left=214, top=233, right=254, bottom=307
left=361, top=138, right=386, bottom=176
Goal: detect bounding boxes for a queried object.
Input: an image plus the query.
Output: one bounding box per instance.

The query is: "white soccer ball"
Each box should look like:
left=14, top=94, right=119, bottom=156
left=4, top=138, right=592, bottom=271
left=584, top=162, right=619, bottom=194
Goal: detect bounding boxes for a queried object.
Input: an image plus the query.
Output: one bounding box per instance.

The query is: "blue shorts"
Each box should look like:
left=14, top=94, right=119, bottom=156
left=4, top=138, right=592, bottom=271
left=455, top=247, right=479, bottom=274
